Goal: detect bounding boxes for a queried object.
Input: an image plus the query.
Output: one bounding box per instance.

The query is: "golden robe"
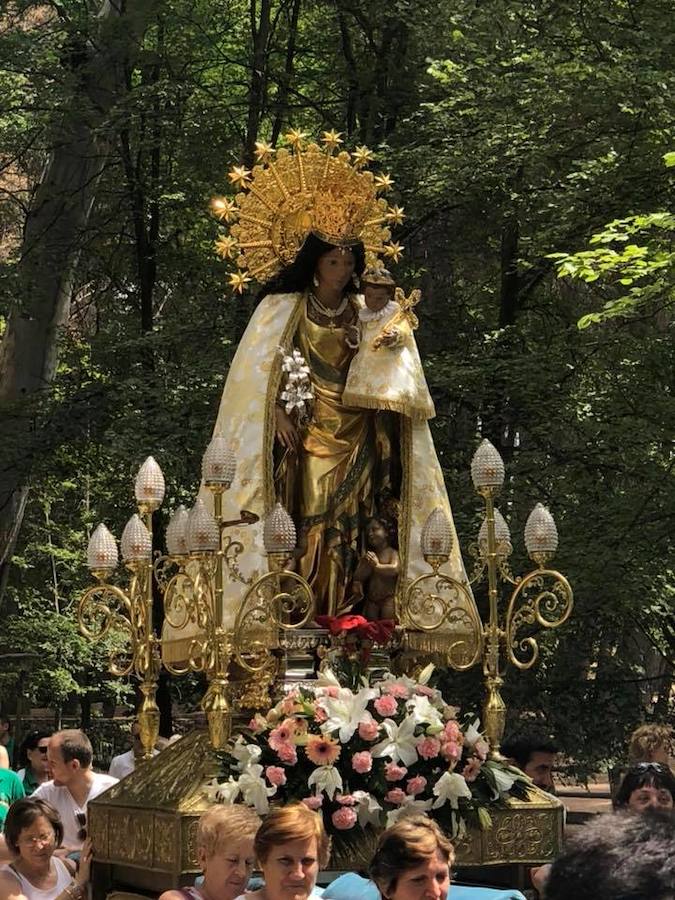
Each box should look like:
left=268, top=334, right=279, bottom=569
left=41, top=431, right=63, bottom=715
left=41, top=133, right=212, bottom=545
left=161, top=291, right=477, bottom=663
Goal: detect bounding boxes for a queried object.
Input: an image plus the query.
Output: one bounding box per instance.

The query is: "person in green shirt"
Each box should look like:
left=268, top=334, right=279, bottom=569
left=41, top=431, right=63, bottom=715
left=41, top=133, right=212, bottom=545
left=0, top=769, right=25, bottom=832
left=16, top=732, right=52, bottom=796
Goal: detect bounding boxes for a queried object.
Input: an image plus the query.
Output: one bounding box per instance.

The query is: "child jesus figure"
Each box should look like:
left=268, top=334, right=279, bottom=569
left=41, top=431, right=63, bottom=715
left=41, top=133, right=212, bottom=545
left=342, top=266, right=436, bottom=421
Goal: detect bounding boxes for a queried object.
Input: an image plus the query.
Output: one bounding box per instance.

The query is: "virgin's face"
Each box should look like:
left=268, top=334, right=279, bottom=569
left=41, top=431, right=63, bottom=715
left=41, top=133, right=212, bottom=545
left=16, top=815, right=57, bottom=867
left=386, top=850, right=451, bottom=900
left=367, top=520, right=388, bottom=550
left=261, top=836, right=320, bottom=900
left=627, top=784, right=674, bottom=813
left=315, top=248, right=355, bottom=292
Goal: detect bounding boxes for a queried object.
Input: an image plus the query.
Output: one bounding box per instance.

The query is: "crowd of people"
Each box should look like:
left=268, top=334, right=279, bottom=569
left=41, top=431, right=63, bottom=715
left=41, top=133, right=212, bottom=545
left=0, top=719, right=672, bottom=900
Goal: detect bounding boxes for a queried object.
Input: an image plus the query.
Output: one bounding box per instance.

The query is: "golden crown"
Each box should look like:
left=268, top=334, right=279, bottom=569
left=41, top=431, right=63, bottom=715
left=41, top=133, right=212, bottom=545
left=211, top=130, right=405, bottom=293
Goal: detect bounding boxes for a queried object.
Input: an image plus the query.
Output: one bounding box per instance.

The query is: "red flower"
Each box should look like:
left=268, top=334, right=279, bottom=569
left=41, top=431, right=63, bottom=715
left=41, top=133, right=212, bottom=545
left=316, top=614, right=369, bottom=635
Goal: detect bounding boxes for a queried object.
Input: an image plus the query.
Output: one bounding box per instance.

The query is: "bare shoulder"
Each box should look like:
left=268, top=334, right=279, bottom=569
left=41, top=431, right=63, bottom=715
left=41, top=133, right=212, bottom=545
left=0, top=868, right=27, bottom=900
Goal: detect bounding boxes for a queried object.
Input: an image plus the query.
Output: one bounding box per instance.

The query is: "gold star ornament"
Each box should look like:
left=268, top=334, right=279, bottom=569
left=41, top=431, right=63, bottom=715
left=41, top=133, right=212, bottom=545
left=210, top=196, right=238, bottom=223
left=352, top=145, right=375, bottom=168
left=384, top=241, right=404, bottom=262
left=285, top=129, right=308, bottom=148
left=321, top=130, right=343, bottom=152
left=374, top=173, right=394, bottom=192
left=254, top=141, right=275, bottom=163
left=386, top=205, right=405, bottom=225
left=214, top=235, right=238, bottom=259
left=228, top=271, right=252, bottom=294
left=228, top=166, right=252, bottom=189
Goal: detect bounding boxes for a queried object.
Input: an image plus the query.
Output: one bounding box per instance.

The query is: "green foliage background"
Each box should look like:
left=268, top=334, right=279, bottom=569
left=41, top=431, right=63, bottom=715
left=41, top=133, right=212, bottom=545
left=0, top=0, right=672, bottom=774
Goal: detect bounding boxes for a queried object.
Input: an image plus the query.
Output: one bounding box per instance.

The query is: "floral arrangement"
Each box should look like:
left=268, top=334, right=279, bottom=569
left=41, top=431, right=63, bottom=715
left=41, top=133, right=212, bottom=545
left=214, top=667, right=530, bottom=840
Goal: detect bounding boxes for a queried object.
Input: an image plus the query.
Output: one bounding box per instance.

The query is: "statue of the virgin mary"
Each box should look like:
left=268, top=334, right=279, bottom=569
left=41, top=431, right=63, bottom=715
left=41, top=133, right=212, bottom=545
left=162, top=133, right=475, bottom=661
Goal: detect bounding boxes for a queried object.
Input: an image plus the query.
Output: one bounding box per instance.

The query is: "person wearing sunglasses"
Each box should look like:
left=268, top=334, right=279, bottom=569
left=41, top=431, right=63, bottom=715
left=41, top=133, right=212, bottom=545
left=16, top=735, right=52, bottom=798
left=33, top=731, right=116, bottom=855
left=0, top=797, right=92, bottom=900
left=613, top=762, right=675, bottom=813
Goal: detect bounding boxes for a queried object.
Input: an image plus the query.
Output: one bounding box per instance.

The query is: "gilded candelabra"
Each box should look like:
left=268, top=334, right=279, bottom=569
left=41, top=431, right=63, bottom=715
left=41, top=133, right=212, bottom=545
left=79, top=441, right=315, bottom=754
left=401, top=439, right=573, bottom=757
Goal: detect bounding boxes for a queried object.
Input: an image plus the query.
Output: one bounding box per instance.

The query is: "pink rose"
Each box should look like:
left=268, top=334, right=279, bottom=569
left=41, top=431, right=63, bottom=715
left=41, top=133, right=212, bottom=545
left=417, top=737, right=441, bottom=759
left=385, top=788, right=407, bottom=805
left=374, top=695, right=398, bottom=717
left=276, top=742, right=298, bottom=765
left=320, top=686, right=340, bottom=698
left=475, top=739, right=489, bottom=761
left=352, top=751, right=373, bottom=774
left=265, top=765, right=287, bottom=787
left=444, top=720, right=461, bottom=743
left=462, top=758, right=482, bottom=782
left=332, top=807, right=357, bottom=830
left=382, top=682, right=410, bottom=699
left=440, top=740, right=461, bottom=761
left=248, top=714, right=267, bottom=734
left=406, top=775, right=427, bottom=796
left=314, top=706, right=328, bottom=724
left=337, top=793, right=357, bottom=806
left=384, top=762, right=408, bottom=781
left=358, top=720, right=380, bottom=741
left=302, top=795, right=323, bottom=810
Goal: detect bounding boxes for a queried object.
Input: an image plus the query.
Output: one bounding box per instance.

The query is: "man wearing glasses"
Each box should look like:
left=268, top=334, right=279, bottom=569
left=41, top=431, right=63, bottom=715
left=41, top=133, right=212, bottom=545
left=33, top=730, right=117, bottom=854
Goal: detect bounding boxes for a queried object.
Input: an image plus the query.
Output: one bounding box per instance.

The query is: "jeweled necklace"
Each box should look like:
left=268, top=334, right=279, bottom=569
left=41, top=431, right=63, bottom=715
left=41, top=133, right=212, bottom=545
left=308, top=291, right=349, bottom=330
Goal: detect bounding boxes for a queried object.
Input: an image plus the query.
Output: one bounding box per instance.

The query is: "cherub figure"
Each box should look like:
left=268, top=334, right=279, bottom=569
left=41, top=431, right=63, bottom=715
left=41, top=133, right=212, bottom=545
left=351, top=516, right=399, bottom=621
left=342, top=266, right=435, bottom=421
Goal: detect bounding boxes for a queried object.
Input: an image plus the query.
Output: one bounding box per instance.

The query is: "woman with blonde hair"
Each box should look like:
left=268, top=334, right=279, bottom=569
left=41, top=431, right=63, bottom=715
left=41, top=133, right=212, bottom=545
left=628, top=723, right=673, bottom=765
left=160, top=805, right=261, bottom=900
left=235, top=803, right=330, bottom=900
left=369, top=816, right=454, bottom=900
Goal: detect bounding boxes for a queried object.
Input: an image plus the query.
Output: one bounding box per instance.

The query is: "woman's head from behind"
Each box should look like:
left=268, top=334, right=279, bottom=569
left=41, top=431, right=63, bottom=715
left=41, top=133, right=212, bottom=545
left=614, top=763, right=675, bottom=814
left=196, top=805, right=261, bottom=900
left=370, top=815, right=454, bottom=900
left=4, top=797, right=63, bottom=862
left=254, top=803, right=330, bottom=900
left=628, top=723, right=673, bottom=766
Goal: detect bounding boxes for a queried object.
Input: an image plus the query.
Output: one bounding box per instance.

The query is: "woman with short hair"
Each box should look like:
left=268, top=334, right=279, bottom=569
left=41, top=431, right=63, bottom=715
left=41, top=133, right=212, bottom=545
left=0, top=797, right=91, bottom=900
left=160, top=805, right=261, bottom=900
left=613, top=762, right=675, bottom=813
left=369, top=816, right=454, bottom=900
left=16, top=735, right=51, bottom=797
left=235, top=803, right=330, bottom=900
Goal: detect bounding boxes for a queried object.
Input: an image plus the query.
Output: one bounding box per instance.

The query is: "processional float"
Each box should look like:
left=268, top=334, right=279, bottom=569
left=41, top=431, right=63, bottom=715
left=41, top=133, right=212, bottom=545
left=78, top=133, right=573, bottom=894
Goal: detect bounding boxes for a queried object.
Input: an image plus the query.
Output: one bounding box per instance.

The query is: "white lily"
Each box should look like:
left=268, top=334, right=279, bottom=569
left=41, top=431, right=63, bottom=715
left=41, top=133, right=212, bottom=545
left=406, top=694, right=444, bottom=727
left=231, top=737, right=262, bottom=771
left=464, top=718, right=482, bottom=747
left=352, top=790, right=384, bottom=829
left=484, top=760, right=517, bottom=798
left=417, top=662, right=435, bottom=684
left=432, top=771, right=472, bottom=810
left=385, top=795, right=433, bottom=827
left=214, top=777, right=241, bottom=804
left=320, top=685, right=378, bottom=743
left=307, top=765, right=343, bottom=799
left=371, top=715, right=419, bottom=767
left=313, top=668, right=341, bottom=689
left=238, top=764, right=277, bottom=814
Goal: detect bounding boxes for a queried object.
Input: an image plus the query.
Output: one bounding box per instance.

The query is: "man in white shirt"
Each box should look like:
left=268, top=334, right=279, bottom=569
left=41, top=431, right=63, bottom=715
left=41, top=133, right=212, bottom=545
left=109, top=722, right=158, bottom=779
left=34, top=729, right=118, bottom=853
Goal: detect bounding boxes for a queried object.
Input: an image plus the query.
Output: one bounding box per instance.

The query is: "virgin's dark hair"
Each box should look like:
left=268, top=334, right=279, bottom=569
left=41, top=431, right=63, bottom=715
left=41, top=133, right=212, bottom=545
left=4, top=798, right=64, bottom=855
left=613, top=762, right=675, bottom=809
left=257, top=233, right=365, bottom=301
left=19, top=730, right=51, bottom=767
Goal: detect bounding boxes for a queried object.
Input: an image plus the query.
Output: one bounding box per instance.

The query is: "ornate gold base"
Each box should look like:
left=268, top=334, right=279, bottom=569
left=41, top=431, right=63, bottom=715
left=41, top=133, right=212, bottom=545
left=89, top=732, right=564, bottom=897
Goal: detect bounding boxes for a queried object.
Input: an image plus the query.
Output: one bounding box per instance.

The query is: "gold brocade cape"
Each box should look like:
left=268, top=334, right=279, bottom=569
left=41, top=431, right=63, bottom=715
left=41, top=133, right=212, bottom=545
left=162, top=292, right=474, bottom=663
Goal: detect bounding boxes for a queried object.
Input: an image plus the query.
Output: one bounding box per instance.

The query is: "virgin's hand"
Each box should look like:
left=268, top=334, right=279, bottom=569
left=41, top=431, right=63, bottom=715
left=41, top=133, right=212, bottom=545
left=365, top=551, right=379, bottom=568
left=275, top=406, right=299, bottom=451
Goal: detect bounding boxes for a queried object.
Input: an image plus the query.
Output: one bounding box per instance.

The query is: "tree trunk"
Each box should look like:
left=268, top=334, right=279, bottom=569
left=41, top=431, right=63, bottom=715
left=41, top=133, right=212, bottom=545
left=0, top=0, right=158, bottom=609
left=270, top=0, right=302, bottom=145
left=244, top=0, right=272, bottom=167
